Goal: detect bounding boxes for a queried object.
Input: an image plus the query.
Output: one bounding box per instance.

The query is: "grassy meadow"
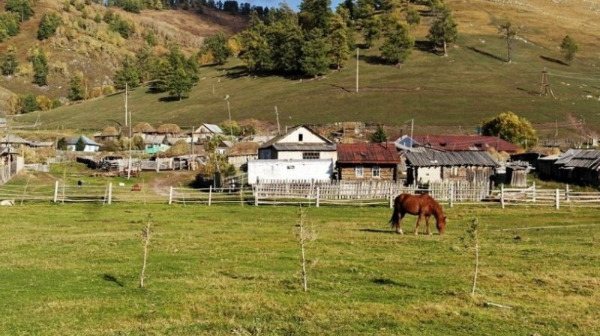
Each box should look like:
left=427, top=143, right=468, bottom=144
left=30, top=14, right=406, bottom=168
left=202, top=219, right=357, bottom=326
left=1, top=204, right=599, bottom=335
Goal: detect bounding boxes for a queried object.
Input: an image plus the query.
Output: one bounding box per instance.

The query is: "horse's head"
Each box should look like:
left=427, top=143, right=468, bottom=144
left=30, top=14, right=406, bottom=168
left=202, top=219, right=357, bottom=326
left=437, top=216, right=447, bottom=234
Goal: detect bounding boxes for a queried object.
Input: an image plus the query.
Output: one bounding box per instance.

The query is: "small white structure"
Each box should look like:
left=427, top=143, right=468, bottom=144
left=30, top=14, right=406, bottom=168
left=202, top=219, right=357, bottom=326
left=194, top=124, right=224, bottom=140
left=66, top=136, right=101, bottom=152
left=248, top=159, right=334, bottom=184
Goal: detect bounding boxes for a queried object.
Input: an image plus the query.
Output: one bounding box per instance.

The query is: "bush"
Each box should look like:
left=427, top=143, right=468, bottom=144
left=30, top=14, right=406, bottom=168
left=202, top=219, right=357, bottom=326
left=6, top=0, right=35, bottom=22
left=0, top=13, right=21, bottom=38
left=21, top=93, right=39, bottom=113
left=110, top=16, right=135, bottom=39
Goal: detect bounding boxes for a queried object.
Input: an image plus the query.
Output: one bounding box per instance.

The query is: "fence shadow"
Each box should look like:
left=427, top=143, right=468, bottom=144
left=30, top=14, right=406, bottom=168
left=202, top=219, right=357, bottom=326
left=466, top=46, right=505, bottom=62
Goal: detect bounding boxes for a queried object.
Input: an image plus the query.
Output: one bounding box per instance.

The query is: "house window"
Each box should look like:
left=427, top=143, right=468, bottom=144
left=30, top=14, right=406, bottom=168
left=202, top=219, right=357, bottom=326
left=372, top=166, right=381, bottom=178
left=355, top=166, right=364, bottom=177
left=303, top=152, right=320, bottom=160
left=298, top=134, right=304, bottom=142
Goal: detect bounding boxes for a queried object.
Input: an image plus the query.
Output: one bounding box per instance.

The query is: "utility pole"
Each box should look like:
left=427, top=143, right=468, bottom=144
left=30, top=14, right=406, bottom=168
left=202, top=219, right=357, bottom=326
left=275, top=106, right=281, bottom=135
left=410, top=118, right=414, bottom=148
left=227, top=100, right=233, bottom=139
left=127, top=110, right=132, bottom=179
left=189, top=125, right=194, bottom=171
left=356, top=48, right=359, bottom=93
left=124, top=83, right=128, bottom=127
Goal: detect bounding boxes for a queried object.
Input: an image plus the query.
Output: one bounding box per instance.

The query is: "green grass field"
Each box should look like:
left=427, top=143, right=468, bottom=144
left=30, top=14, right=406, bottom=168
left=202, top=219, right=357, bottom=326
left=1, top=204, right=599, bottom=335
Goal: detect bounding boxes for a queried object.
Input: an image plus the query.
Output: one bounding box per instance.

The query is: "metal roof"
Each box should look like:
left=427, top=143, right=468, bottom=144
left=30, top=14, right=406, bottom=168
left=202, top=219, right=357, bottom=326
left=555, top=149, right=583, bottom=165
left=271, top=143, right=336, bottom=151
left=393, top=134, right=521, bottom=153
left=144, top=135, right=166, bottom=145
left=0, top=134, right=31, bottom=145
left=405, top=150, right=499, bottom=167
left=563, top=150, right=600, bottom=169
left=202, top=123, right=223, bottom=134
left=260, top=125, right=334, bottom=149
left=67, top=135, right=101, bottom=147
left=337, top=143, right=399, bottom=164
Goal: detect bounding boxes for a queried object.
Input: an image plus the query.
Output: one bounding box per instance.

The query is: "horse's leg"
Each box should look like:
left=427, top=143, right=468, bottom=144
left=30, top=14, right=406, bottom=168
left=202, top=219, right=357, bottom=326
left=425, top=215, right=432, bottom=236
left=397, top=212, right=406, bottom=234
left=414, top=214, right=424, bottom=235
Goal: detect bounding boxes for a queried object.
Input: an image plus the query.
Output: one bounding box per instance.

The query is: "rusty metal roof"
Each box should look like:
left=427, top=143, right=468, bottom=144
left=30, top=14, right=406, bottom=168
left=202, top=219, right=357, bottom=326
left=405, top=150, right=499, bottom=167
left=337, top=143, right=400, bottom=164
left=393, top=134, right=521, bottom=153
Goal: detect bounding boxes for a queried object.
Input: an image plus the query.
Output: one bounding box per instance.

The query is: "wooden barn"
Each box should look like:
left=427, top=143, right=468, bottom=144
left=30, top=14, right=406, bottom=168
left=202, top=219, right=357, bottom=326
left=336, top=143, right=399, bottom=181
left=227, top=142, right=259, bottom=168
left=405, top=150, right=499, bottom=184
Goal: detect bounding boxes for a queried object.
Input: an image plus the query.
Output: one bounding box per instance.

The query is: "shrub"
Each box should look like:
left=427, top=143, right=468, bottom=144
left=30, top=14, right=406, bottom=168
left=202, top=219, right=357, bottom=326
left=37, top=11, right=63, bottom=40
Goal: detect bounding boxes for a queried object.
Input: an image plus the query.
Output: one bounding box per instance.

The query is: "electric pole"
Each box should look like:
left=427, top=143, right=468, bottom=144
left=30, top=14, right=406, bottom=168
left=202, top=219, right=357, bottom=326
left=356, top=48, right=359, bottom=93
left=275, top=106, right=281, bottom=135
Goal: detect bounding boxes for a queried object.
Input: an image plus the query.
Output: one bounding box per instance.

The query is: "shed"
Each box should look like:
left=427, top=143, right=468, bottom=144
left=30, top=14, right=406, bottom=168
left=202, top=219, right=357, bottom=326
left=404, top=150, right=499, bottom=184
left=227, top=142, right=259, bottom=167
left=336, top=143, right=400, bottom=181
left=195, top=123, right=224, bottom=140
left=0, top=134, right=31, bottom=148
left=144, top=135, right=169, bottom=154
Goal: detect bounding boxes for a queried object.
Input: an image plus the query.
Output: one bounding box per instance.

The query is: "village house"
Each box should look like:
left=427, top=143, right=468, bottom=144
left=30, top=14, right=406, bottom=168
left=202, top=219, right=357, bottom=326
left=336, top=143, right=400, bottom=181
left=248, top=126, right=337, bottom=184
left=194, top=124, right=224, bottom=140
left=144, top=135, right=170, bottom=154
left=404, top=150, right=499, bottom=184
left=66, top=136, right=101, bottom=152
left=258, top=125, right=337, bottom=160
left=227, top=142, right=259, bottom=168
left=538, top=149, right=600, bottom=186
left=393, top=135, right=521, bottom=154
left=132, top=123, right=157, bottom=139
left=94, top=126, right=121, bottom=143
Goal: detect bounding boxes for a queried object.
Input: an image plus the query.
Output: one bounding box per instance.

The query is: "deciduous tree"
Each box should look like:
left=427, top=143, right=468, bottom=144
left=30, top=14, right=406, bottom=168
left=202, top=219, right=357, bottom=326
left=498, top=19, right=517, bottom=63
left=481, top=111, right=537, bottom=148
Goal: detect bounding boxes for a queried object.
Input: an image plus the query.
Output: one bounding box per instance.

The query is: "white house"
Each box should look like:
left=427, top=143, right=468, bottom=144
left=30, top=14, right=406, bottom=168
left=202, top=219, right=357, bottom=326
left=194, top=124, right=224, bottom=140
left=66, top=136, right=101, bottom=152
left=258, top=125, right=337, bottom=161
left=248, top=159, right=334, bottom=184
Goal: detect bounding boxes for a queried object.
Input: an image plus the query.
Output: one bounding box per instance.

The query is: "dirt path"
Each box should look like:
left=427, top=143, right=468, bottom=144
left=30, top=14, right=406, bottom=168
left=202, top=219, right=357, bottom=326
left=151, top=171, right=196, bottom=196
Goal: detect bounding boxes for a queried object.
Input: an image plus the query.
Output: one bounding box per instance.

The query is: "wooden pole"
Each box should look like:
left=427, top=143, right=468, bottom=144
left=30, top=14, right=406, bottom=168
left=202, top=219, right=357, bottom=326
left=316, top=187, right=320, bottom=208
left=500, top=184, right=505, bottom=209
left=168, top=186, right=173, bottom=205
left=532, top=182, right=536, bottom=203
left=208, top=185, right=212, bottom=206
left=53, top=180, right=59, bottom=203
left=108, top=182, right=112, bottom=205
left=555, top=188, right=560, bottom=210
left=565, top=184, right=570, bottom=202
left=254, top=185, right=258, bottom=206
left=449, top=183, right=454, bottom=208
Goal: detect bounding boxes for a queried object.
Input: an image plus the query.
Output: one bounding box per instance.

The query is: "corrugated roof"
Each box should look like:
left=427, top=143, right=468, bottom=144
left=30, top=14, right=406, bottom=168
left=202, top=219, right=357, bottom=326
left=67, top=135, right=100, bottom=146
left=394, top=134, right=521, bottom=153
left=271, top=143, right=336, bottom=151
left=0, top=134, right=31, bottom=145
left=202, top=123, right=223, bottom=134
left=555, top=149, right=582, bottom=165
left=337, top=143, right=399, bottom=164
left=405, top=150, right=499, bottom=167
left=563, top=150, right=600, bottom=169
left=144, top=135, right=166, bottom=145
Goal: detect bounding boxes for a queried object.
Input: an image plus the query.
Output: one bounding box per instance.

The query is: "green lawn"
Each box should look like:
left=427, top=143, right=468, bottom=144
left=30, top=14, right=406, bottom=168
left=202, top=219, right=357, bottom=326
left=1, top=204, right=598, bottom=335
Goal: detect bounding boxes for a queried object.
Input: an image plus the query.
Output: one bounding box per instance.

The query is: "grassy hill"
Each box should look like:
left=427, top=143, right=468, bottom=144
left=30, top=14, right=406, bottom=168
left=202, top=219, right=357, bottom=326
left=12, top=0, right=600, bottom=139
left=0, top=0, right=246, bottom=100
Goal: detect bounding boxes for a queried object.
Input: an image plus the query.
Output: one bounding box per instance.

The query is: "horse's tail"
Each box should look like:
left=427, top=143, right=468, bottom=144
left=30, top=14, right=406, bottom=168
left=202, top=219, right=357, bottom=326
left=389, top=195, right=401, bottom=229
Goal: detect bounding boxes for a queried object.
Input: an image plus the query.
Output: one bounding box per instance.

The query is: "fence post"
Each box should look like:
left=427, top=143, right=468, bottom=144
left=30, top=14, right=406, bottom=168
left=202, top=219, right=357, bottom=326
left=565, top=184, right=570, bottom=202
left=53, top=180, right=59, bottom=203
left=532, top=182, right=536, bottom=203
left=208, top=186, right=212, bottom=206
left=500, top=184, right=505, bottom=209
left=108, top=183, right=112, bottom=205
left=168, top=186, right=173, bottom=205
left=254, top=185, right=259, bottom=206
left=555, top=189, right=560, bottom=210
left=316, top=187, right=320, bottom=208
left=240, top=187, right=244, bottom=206
left=449, top=184, right=454, bottom=208
left=389, top=184, right=394, bottom=208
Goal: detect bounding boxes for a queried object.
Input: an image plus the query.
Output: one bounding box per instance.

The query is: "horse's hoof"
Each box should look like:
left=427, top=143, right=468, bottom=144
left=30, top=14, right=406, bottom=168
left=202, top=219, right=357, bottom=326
left=396, top=230, right=404, bottom=235
left=414, top=232, right=419, bottom=236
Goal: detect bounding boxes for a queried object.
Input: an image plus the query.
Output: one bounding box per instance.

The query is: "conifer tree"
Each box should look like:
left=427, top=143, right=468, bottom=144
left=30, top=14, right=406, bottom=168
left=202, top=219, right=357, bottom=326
left=301, top=29, right=330, bottom=77
left=380, top=21, right=414, bottom=66
left=560, top=35, right=578, bottom=65
left=427, top=9, right=458, bottom=56
left=328, top=14, right=350, bottom=70
left=68, top=72, right=86, bottom=101
left=31, top=49, right=49, bottom=86
left=114, top=56, right=141, bottom=90
left=1, top=45, right=19, bottom=76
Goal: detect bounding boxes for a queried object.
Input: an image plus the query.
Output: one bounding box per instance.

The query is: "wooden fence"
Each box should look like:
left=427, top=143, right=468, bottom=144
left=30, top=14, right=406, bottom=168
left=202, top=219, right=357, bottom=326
left=1, top=180, right=599, bottom=208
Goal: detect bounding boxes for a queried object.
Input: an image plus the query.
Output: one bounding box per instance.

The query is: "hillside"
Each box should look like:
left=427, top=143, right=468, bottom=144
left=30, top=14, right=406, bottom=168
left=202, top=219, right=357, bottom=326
left=12, top=0, right=600, bottom=140
left=0, top=0, right=246, bottom=101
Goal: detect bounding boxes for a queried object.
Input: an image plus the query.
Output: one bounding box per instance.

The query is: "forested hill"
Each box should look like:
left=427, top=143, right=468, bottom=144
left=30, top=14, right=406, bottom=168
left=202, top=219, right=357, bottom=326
left=8, top=0, right=600, bottom=141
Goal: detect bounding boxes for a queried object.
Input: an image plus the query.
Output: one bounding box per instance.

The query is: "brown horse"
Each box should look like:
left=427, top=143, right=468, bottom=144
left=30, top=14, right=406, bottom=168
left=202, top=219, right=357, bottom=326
left=389, top=193, right=447, bottom=235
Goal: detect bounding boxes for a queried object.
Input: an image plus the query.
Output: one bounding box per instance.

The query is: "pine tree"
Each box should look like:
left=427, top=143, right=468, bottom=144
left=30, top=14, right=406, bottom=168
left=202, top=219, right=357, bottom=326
left=363, top=16, right=382, bottom=49
left=299, top=0, right=332, bottom=31
left=240, top=11, right=272, bottom=72
left=427, top=9, right=458, bottom=56
left=300, top=29, right=330, bottom=77
left=6, top=0, right=35, bottom=22
left=21, top=93, right=39, bottom=113
left=68, top=72, right=86, bottom=101
left=1, top=45, right=19, bottom=76
left=167, top=66, right=193, bottom=101
left=31, top=49, right=49, bottom=86
left=114, top=56, right=141, bottom=90
left=370, top=125, right=387, bottom=143
left=37, top=11, right=62, bottom=40
left=406, top=6, right=421, bottom=26
left=269, top=18, right=304, bottom=73
left=560, top=35, right=578, bottom=65
left=328, top=14, right=350, bottom=70
left=380, top=21, right=414, bottom=66
left=75, top=137, right=86, bottom=151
